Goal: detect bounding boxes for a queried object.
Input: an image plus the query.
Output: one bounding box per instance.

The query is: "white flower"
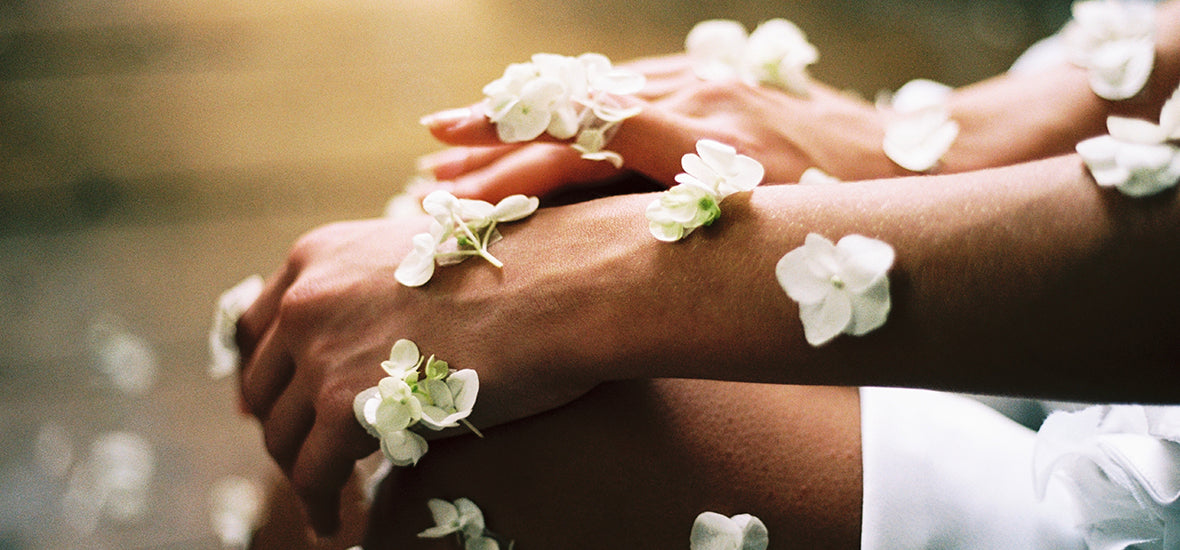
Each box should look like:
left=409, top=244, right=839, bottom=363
left=417, top=369, right=480, bottom=431
left=775, top=233, right=895, bottom=347
left=1034, top=405, right=1180, bottom=550
left=1077, top=85, right=1180, bottom=197
left=685, top=19, right=818, bottom=95
left=209, top=476, right=263, bottom=550
left=646, top=139, right=764, bottom=242
left=398, top=191, right=539, bottom=286
left=482, top=53, right=645, bottom=165
left=418, top=498, right=487, bottom=539
left=353, top=339, right=481, bottom=466
left=208, top=275, right=264, bottom=379
left=880, top=79, right=959, bottom=173
left=1063, top=0, right=1156, bottom=101
left=686, top=20, right=749, bottom=81
left=742, top=19, right=818, bottom=95
left=689, top=512, right=769, bottom=550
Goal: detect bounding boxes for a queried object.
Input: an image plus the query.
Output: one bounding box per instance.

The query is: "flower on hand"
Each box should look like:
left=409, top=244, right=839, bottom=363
left=1063, top=0, right=1156, bottom=101
left=353, top=339, right=481, bottom=466
left=1077, top=84, right=1180, bottom=197
left=396, top=190, right=540, bottom=287
left=418, top=497, right=508, bottom=550
left=775, top=233, right=895, bottom=347
left=685, top=19, right=818, bottom=95
left=208, top=275, right=264, bottom=379
left=482, top=53, right=644, bottom=165
left=646, top=139, right=765, bottom=242
left=879, top=79, right=959, bottom=173
left=689, top=511, right=769, bottom=550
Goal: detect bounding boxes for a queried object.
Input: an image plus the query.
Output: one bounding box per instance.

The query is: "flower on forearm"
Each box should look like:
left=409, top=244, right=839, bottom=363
left=879, top=79, right=959, bottom=173
left=396, top=191, right=540, bottom=287
left=482, top=53, right=644, bottom=164
left=646, top=139, right=765, bottom=242
left=208, top=275, right=264, bottom=379
left=775, top=233, right=895, bottom=347
left=1063, top=0, right=1156, bottom=101
left=1077, top=84, right=1180, bottom=197
left=686, top=18, right=818, bottom=95
left=689, top=511, right=769, bottom=550
left=353, top=339, right=481, bottom=466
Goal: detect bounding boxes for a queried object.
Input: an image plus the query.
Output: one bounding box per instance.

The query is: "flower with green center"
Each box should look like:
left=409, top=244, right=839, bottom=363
left=689, top=512, right=769, bottom=550
left=775, top=233, right=895, bottom=347
left=646, top=139, right=764, bottom=242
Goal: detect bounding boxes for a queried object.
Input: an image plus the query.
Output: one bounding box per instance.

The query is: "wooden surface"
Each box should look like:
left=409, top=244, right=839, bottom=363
left=0, top=0, right=1068, bottom=547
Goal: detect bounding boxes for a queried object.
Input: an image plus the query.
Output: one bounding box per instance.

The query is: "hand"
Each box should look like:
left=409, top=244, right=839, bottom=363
left=233, top=201, right=655, bottom=536
left=417, top=54, right=903, bottom=203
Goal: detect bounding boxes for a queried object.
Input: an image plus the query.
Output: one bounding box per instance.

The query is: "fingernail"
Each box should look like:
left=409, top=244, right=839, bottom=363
left=419, top=107, right=474, bottom=128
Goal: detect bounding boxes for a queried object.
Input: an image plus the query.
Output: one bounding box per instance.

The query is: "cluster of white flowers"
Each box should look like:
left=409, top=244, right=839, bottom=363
left=418, top=498, right=509, bottom=550
left=646, top=139, right=765, bottom=242
left=208, top=275, right=264, bottom=379
left=396, top=190, right=540, bottom=287
left=1034, top=404, right=1180, bottom=550
left=686, top=19, right=818, bottom=96
left=1063, top=0, right=1156, bottom=101
left=775, top=233, right=895, bottom=347
left=878, top=79, right=960, bottom=173
left=1077, top=84, right=1180, bottom=197
left=689, top=511, right=768, bottom=550
left=353, top=339, right=480, bottom=466
left=482, top=53, right=645, bottom=167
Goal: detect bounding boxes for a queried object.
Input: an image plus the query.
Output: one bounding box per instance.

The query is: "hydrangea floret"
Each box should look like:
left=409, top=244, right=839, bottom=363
left=396, top=190, right=540, bottom=287
left=1034, top=404, right=1180, bottom=550
left=775, top=233, right=895, bottom=347
left=482, top=53, right=645, bottom=167
left=646, top=139, right=765, bottom=242
left=1077, top=84, right=1180, bottom=197
left=689, top=511, right=769, bottom=550
left=1063, top=0, right=1156, bottom=101
left=208, top=274, right=264, bottom=379
left=418, top=497, right=510, bottom=550
left=878, top=79, right=960, bottom=173
left=798, top=166, right=841, bottom=185
left=353, top=339, right=481, bottom=466
left=686, top=19, right=818, bottom=96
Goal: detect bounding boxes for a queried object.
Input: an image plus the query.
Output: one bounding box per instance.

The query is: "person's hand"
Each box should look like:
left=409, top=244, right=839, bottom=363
left=233, top=199, right=657, bottom=536
left=417, top=54, right=904, bottom=203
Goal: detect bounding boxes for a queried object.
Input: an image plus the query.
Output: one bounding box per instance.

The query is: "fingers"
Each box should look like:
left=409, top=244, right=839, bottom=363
left=420, top=106, right=508, bottom=146
left=444, top=143, right=619, bottom=203
left=240, top=324, right=297, bottom=420
left=417, top=145, right=520, bottom=182
left=291, top=404, right=379, bottom=536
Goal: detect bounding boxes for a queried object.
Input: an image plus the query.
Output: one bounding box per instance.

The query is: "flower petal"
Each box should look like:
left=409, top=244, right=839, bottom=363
left=1107, top=116, right=1169, bottom=144
left=352, top=387, right=381, bottom=437
left=685, top=20, right=748, bottom=81
left=799, top=290, right=852, bottom=347
left=417, top=499, right=459, bottom=538
left=845, top=278, right=892, bottom=337
left=835, top=234, right=895, bottom=293
left=386, top=339, right=421, bottom=374
left=455, top=497, right=487, bottom=534
left=689, top=511, right=742, bottom=550
left=491, top=195, right=540, bottom=222
left=381, top=429, right=428, bottom=466
left=730, top=514, right=770, bottom=550
left=775, top=246, right=830, bottom=305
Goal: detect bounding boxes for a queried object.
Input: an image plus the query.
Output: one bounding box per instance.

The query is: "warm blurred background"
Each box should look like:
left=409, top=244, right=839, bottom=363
left=1, top=0, right=1069, bottom=547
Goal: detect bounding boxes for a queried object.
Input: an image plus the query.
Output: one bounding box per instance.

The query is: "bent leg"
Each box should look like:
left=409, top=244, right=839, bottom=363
left=365, top=380, right=862, bottom=549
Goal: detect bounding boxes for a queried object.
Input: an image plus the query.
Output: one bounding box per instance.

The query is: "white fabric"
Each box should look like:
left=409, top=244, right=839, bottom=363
left=860, top=387, right=1085, bottom=550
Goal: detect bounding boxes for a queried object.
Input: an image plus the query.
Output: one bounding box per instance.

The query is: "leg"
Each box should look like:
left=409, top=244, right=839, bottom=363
left=365, top=380, right=862, bottom=549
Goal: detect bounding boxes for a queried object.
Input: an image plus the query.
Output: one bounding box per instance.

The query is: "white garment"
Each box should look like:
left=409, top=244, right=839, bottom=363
left=859, top=387, right=1086, bottom=549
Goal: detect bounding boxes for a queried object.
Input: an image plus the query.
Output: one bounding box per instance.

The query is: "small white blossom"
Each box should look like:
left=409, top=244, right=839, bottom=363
left=208, top=275, right=264, bottom=379
left=689, top=512, right=769, bottom=550
left=646, top=139, right=764, bottom=241
left=482, top=53, right=644, bottom=165
left=1077, top=84, right=1180, bottom=197
left=418, top=498, right=503, bottom=550
left=1063, top=0, right=1156, bottom=101
left=879, top=79, right=959, bottom=173
left=209, top=476, right=263, bottom=550
left=775, top=233, right=895, bottom=347
left=398, top=191, right=539, bottom=287
left=353, top=339, right=481, bottom=466
left=685, top=19, right=818, bottom=95
left=798, top=167, right=841, bottom=185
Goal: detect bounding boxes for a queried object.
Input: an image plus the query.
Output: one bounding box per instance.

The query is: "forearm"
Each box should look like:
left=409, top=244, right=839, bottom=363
left=501, top=155, right=1180, bottom=402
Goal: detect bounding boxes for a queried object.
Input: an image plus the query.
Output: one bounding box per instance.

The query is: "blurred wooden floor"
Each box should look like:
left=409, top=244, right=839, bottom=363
left=0, top=0, right=1069, bottom=547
